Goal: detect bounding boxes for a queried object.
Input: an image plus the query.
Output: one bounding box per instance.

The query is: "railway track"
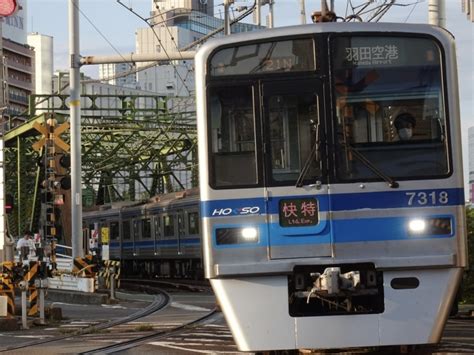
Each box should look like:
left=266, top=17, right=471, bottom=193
left=0, top=280, right=216, bottom=353
left=79, top=308, right=218, bottom=354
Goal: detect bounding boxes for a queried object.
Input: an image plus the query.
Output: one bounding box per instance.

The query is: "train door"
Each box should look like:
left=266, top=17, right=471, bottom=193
left=109, top=220, right=119, bottom=259
left=177, top=210, right=185, bottom=256
left=163, top=213, right=176, bottom=257
left=132, top=219, right=140, bottom=256
left=121, top=219, right=132, bottom=258
left=261, top=78, right=332, bottom=259
left=153, top=215, right=161, bottom=256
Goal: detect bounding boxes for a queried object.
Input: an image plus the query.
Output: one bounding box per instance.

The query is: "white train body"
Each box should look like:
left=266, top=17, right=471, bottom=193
left=196, top=23, right=467, bottom=351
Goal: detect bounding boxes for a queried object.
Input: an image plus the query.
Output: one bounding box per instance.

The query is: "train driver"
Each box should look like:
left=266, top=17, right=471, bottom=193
left=394, top=112, right=416, bottom=141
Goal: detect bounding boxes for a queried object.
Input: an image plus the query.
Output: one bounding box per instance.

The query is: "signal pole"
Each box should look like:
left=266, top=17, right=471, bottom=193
left=69, top=0, right=83, bottom=258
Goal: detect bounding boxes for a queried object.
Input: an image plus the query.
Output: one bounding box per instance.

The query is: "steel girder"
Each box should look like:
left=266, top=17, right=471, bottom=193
left=4, top=94, right=197, bottom=236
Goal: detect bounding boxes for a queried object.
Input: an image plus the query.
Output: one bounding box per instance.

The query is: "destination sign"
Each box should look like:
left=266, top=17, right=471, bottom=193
left=210, top=38, right=315, bottom=76
left=334, top=36, right=440, bottom=68
left=345, top=44, right=399, bottom=66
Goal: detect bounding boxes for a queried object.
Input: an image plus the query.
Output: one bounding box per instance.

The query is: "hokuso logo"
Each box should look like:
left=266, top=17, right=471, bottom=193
left=212, top=206, right=260, bottom=216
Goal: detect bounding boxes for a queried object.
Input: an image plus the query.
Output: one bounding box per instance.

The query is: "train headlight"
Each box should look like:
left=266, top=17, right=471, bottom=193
left=216, top=227, right=259, bottom=245
left=241, top=227, right=258, bottom=241
left=408, top=219, right=426, bottom=234
left=408, top=217, right=452, bottom=236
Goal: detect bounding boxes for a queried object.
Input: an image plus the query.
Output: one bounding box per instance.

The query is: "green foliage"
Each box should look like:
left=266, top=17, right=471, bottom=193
left=462, top=206, right=474, bottom=303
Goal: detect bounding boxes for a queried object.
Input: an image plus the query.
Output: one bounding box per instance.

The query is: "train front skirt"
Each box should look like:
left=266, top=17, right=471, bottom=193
left=210, top=267, right=461, bottom=351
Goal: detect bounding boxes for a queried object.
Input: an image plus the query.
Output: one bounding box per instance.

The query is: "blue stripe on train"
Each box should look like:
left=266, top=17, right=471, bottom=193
left=112, top=215, right=455, bottom=250
left=201, top=188, right=464, bottom=217
left=109, top=238, right=200, bottom=249
left=269, top=216, right=454, bottom=246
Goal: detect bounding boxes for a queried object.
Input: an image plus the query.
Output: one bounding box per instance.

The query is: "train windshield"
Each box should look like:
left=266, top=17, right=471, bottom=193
left=331, top=36, right=449, bottom=181
left=206, top=34, right=450, bottom=189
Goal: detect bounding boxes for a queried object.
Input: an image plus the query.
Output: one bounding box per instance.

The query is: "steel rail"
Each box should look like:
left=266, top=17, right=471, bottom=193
left=0, top=289, right=169, bottom=352
left=79, top=308, right=218, bottom=354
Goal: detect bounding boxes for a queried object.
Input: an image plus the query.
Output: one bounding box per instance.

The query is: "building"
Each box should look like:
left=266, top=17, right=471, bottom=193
left=2, top=38, right=34, bottom=121
left=1, top=0, right=33, bottom=125
left=99, top=63, right=138, bottom=88
left=27, top=33, right=54, bottom=104
left=135, top=0, right=261, bottom=96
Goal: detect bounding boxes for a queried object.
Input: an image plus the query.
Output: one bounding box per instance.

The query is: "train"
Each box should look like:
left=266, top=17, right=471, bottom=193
left=83, top=188, right=203, bottom=279
left=195, top=22, right=467, bottom=352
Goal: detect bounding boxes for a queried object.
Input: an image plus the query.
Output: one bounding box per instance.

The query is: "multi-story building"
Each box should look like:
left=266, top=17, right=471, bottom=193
left=136, top=0, right=261, bottom=96
left=27, top=33, right=53, bottom=108
left=99, top=63, right=138, bottom=88
left=2, top=38, right=34, bottom=122
left=1, top=0, right=33, bottom=125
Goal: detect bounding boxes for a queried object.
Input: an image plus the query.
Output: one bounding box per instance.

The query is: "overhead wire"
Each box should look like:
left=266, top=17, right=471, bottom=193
left=88, top=0, right=257, bottom=85
left=115, top=0, right=191, bottom=95
left=73, top=1, right=134, bottom=72
left=150, top=2, right=194, bottom=95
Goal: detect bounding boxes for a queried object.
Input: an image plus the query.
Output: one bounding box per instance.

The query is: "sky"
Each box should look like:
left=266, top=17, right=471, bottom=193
left=26, top=0, right=473, bottom=195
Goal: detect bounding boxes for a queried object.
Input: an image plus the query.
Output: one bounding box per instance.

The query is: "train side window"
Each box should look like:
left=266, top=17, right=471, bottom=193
left=110, top=221, right=119, bottom=240
left=142, top=218, right=151, bottom=239
left=164, top=215, right=175, bottom=237
left=178, top=214, right=184, bottom=234
left=154, top=216, right=161, bottom=240
left=188, top=212, right=199, bottom=235
left=133, top=220, right=140, bottom=240
left=122, top=220, right=131, bottom=240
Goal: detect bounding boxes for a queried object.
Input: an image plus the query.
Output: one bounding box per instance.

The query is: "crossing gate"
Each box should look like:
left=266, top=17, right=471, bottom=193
left=0, top=262, right=16, bottom=318
left=26, top=261, right=39, bottom=316
left=72, top=255, right=97, bottom=277
left=98, top=260, right=121, bottom=288
left=0, top=276, right=15, bottom=318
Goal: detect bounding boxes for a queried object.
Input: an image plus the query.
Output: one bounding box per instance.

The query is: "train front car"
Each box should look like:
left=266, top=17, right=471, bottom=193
left=196, top=23, right=467, bottom=352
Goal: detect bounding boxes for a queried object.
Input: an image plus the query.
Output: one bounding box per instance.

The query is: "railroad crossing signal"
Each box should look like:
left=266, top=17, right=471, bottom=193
left=32, top=121, right=70, bottom=152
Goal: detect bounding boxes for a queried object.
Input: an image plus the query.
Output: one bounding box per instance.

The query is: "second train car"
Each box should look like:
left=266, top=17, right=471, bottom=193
left=83, top=188, right=202, bottom=278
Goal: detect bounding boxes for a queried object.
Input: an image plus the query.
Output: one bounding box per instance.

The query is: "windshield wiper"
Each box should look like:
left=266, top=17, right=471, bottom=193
left=296, top=119, right=321, bottom=188
left=342, top=143, right=399, bottom=188
left=295, top=139, right=320, bottom=187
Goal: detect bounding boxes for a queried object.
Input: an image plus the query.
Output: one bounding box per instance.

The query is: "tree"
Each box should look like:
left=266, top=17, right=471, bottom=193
left=462, top=206, right=474, bottom=303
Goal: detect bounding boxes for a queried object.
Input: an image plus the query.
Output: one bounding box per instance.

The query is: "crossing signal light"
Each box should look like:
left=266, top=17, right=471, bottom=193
left=59, top=155, right=70, bottom=169
left=5, top=193, right=13, bottom=214
left=58, top=154, right=71, bottom=190
left=57, top=177, right=71, bottom=190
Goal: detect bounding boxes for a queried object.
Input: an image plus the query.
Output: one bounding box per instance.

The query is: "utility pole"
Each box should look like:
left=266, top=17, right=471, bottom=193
left=428, top=0, right=446, bottom=27
left=299, top=0, right=306, bottom=24
left=224, top=0, right=233, bottom=35
left=69, top=0, right=83, bottom=258
left=255, top=0, right=261, bottom=26
left=0, top=19, right=4, bottom=263
left=267, top=0, right=274, bottom=28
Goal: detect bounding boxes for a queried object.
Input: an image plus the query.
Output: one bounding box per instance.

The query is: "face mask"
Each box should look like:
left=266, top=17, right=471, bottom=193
left=399, top=128, right=412, bottom=140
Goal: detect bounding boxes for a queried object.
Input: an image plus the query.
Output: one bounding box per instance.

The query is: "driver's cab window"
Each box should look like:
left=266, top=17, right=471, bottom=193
left=208, top=85, right=258, bottom=188
left=332, top=35, right=449, bottom=181
left=341, top=99, right=445, bottom=144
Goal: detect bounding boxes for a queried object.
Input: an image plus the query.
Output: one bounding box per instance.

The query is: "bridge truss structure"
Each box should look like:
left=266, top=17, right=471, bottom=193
left=3, top=94, right=197, bottom=238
